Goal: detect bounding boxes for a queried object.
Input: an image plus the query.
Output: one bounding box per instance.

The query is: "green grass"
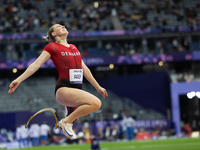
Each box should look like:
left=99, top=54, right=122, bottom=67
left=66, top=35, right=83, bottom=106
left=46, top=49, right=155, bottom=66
left=10, top=137, right=200, bottom=150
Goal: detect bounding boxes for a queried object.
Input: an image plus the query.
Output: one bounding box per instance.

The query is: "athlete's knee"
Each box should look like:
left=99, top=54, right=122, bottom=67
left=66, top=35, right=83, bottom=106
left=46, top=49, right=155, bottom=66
left=92, top=99, right=101, bottom=111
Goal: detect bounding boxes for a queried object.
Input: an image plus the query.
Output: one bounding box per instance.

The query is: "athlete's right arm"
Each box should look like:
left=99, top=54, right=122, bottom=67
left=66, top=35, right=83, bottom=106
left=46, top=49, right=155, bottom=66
left=8, top=51, right=51, bottom=94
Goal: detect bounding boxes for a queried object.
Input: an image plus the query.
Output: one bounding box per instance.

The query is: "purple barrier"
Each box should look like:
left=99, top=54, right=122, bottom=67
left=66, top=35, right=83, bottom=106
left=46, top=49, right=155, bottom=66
left=193, top=51, right=200, bottom=60
left=0, top=26, right=200, bottom=40
left=0, top=52, right=193, bottom=69
left=96, top=119, right=171, bottom=130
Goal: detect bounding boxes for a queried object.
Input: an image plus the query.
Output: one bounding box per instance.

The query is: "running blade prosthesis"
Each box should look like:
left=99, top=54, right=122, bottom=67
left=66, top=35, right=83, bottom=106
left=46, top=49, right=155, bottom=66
left=25, top=108, right=59, bottom=129
left=25, top=108, right=76, bottom=139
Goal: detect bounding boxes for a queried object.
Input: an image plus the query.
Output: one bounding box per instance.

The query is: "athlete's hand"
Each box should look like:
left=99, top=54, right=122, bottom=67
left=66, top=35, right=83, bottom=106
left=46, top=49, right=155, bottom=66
left=96, top=87, right=108, bottom=98
left=8, top=80, right=20, bottom=94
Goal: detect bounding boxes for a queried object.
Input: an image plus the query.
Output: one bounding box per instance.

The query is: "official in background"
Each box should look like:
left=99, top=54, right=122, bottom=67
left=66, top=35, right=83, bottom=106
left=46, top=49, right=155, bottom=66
left=29, top=122, right=40, bottom=146
left=122, top=113, right=135, bottom=140
left=40, top=121, right=51, bottom=145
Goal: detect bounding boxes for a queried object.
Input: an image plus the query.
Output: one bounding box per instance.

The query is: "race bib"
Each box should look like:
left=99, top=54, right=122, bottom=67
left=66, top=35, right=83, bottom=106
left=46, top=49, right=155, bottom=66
left=69, top=69, right=83, bottom=84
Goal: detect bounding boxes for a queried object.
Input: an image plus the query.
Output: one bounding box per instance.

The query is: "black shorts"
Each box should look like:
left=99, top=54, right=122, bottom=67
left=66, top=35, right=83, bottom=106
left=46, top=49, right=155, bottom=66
left=55, top=79, right=82, bottom=94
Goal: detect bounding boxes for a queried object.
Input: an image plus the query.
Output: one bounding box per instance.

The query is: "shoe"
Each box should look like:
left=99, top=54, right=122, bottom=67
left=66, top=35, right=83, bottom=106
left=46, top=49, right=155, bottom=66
left=65, top=106, right=79, bottom=122
left=59, top=119, right=76, bottom=139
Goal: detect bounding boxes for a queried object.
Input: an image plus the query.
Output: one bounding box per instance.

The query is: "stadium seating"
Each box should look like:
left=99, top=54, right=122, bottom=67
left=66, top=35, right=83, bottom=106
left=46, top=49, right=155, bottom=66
left=1, top=0, right=200, bottom=33
left=0, top=77, right=58, bottom=112
left=0, top=77, right=164, bottom=121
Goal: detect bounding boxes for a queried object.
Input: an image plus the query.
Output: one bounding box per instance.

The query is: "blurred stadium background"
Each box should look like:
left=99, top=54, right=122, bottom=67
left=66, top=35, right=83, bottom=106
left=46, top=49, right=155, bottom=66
left=0, top=0, right=200, bottom=149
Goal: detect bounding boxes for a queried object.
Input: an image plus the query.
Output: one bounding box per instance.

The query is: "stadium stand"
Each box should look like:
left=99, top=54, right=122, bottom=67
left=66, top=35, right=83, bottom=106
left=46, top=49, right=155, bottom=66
left=0, top=0, right=200, bottom=60
left=0, top=76, right=164, bottom=121
left=1, top=0, right=200, bottom=33
left=0, top=77, right=57, bottom=112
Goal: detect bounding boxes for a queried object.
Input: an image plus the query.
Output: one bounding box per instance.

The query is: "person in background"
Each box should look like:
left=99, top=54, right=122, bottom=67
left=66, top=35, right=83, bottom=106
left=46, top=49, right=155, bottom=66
left=121, top=112, right=135, bottom=140
left=7, top=129, right=14, bottom=142
left=29, top=122, right=40, bottom=146
left=104, top=125, right=111, bottom=141
left=20, top=124, right=30, bottom=148
left=111, top=122, right=119, bottom=140
left=40, top=121, right=51, bottom=145
left=0, top=127, right=7, bottom=135
left=183, top=123, right=192, bottom=136
left=118, top=124, right=124, bottom=140
left=16, top=124, right=22, bottom=148
left=52, top=127, right=65, bottom=145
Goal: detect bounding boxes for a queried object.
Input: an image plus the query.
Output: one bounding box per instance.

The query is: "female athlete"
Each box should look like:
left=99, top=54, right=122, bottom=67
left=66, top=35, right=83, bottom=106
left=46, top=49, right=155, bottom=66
left=8, top=24, right=108, bottom=139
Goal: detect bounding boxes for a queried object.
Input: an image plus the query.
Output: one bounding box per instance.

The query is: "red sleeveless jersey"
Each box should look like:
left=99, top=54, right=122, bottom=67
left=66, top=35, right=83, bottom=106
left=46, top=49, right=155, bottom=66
left=44, top=42, right=82, bottom=91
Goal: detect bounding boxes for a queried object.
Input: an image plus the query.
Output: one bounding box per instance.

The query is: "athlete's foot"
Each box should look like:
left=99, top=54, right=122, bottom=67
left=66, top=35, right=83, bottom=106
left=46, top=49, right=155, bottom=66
left=59, top=119, right=76, bottom=139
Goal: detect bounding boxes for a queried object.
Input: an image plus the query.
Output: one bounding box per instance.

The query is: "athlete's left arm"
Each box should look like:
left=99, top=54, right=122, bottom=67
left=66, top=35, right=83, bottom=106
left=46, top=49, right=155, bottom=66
left=82, top=60, right=108, bottom=98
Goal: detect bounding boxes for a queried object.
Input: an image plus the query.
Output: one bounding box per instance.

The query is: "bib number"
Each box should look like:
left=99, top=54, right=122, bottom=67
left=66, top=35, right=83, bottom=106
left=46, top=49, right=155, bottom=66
left=69, top=69, right=83, bottom=84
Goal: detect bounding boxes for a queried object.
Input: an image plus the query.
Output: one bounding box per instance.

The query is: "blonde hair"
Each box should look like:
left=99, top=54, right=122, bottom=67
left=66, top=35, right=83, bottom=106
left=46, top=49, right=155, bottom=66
left=43, top=26, right=55, bottom=43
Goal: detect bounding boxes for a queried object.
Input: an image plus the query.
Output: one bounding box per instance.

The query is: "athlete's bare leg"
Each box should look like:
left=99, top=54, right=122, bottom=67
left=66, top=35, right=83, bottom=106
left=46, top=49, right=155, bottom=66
left=56, top=87, right=102, bottom=124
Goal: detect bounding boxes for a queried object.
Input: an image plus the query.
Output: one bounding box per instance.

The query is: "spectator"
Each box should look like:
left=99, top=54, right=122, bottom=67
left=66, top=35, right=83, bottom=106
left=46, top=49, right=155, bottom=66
left=27, top=96, right=33, bottom=111
left=33, top=96, right=42, bottom=105
left=51, top=127, right=65, bottom=145
left=156, top=40, right=164, bottom=53
left=111, top=122, right=119, bottom=140
left=97, top=127, right=104, bottom=140
left=104, top=125, right=112, bottom=141
left=182, top=37, right=190, bottom=51
left=7, top=129, right=14, bottom=142
left=118, top=124, right=124, bottom=140
left=83, top=122, right=91, bottom=144
left=0, top=127, right=7, bottom=135
left=185, top=71, right=195, bottom=82
left=172, top=38, right=179, bottom=52
left=183, top=123, right=192, bottom=136
left=191, top=119, right=198, bottom=131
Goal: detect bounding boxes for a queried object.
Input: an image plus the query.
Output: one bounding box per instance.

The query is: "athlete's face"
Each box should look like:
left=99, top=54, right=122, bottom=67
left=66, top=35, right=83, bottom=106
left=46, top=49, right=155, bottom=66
left=52, top=24, right=69, bottom=37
